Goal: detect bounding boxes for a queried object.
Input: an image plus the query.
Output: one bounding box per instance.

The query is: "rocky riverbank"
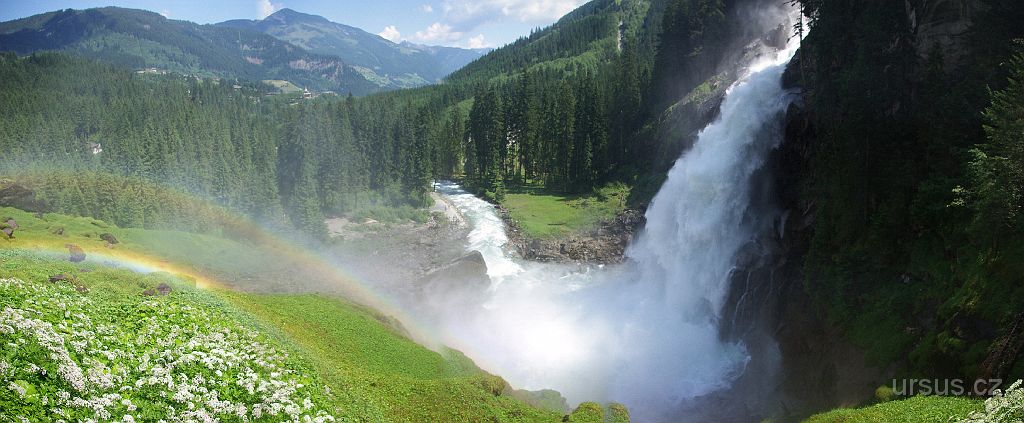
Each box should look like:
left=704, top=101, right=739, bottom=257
left=324, top=207, right=473, bottom=300
left=500, top=205, right=646, bottom=265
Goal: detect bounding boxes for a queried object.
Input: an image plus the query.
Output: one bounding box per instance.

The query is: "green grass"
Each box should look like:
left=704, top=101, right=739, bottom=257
left=220, top=293, right=561, bottom=422
left=803, top=395, right=982, bottom=423
left=502, top=182, right=630, bottom=239
left=0, top=250, right=337, bottom=421
left=0, top=207, right=572, bottom=422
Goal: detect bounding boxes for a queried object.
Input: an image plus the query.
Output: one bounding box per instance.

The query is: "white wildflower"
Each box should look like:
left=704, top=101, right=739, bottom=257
left=961, top=379, right=1024, bottom=423
left=8, top=381, right=26, bottom=397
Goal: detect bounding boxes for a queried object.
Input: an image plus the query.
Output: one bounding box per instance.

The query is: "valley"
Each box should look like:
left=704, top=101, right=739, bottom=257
left=1, top=0, right=1024, bottom=422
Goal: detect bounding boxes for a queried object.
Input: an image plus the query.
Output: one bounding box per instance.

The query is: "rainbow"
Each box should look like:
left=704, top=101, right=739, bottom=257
left=0, top=174, right=442, bottom=348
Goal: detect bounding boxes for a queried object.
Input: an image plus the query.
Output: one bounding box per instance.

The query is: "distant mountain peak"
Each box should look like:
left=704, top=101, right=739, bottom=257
left=217, top=10, right=488, bottom=84
left=400, top=40, right=492, bottom=55
left=264, top=8, right=329, bottom=24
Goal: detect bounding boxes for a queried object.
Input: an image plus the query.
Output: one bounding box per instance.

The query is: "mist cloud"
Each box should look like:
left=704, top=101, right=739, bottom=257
left=257, top=0, right=282, bottom=19
left=440, top=0, right=585, bottom=31
left=378, top=25, right=402, bottom=42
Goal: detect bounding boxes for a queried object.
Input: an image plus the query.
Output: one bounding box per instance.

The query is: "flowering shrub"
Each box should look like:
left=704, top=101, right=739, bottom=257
left=961, top=380, right=1024, bottom=423
left=0, top=277, right=336, bottom=422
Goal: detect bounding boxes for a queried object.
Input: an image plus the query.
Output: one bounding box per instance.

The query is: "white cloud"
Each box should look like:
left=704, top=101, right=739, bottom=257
left=421, top=4, right=434, bottom=13
left=257, top=0, right=283, bottom=19
left=378, top=25, right=402, bottom=42
left=411, top=22, right=464, bottom=44
left=441, top=0, right=584, bottom=28
left=466, top=34, right=488, bottom=48
left=159, top=9, right=170, bottom=18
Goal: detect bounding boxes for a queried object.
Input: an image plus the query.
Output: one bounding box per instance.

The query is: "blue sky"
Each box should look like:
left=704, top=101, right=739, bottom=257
left=0, top=0, right=588, bottom=48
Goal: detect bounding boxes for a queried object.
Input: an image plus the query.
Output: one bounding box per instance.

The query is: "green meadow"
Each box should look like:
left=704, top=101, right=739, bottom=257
left=0, top=207, right=628, bottom=422
left=502, top=182, right=631, bottom=239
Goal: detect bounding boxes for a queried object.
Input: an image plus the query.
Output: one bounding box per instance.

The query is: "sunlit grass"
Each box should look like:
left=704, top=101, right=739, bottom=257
left=502, top=182, right=630, bottom=239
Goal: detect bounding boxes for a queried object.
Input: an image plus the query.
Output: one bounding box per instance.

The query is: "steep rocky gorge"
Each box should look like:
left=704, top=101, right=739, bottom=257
left=718, top=1, right=1022, bottom=419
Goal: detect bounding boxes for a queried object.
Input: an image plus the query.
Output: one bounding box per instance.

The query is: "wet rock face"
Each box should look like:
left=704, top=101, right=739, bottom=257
left=906, top=0, right=985, bottom=68
left=417, top=251, right=491, bottom=313
left=977, top=312, right=1024, bottom=382
left=420, top=251, right=490, bottom=292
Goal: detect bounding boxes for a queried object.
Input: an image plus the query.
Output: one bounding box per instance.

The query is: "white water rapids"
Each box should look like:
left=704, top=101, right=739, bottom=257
left=429, top=42, right=798, bottom=421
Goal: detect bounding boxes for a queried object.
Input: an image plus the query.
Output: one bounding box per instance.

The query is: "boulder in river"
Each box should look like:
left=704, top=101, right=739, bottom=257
left=419, top=251, right=490, bottom=311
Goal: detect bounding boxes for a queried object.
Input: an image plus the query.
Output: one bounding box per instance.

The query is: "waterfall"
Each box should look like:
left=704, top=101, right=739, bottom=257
left=431, top=41, right=798, bottom=422
left=610, top=42, right=798, bottom=416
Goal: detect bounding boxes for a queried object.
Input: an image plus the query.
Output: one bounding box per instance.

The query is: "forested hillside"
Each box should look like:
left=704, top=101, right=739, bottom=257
left=0, top=53, right=433, bottom=236
left=789, top=0, right=1024, bottom=385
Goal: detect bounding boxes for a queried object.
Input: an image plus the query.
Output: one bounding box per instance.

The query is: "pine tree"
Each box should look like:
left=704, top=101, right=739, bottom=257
left=968, top=50, right=1024, bottom=241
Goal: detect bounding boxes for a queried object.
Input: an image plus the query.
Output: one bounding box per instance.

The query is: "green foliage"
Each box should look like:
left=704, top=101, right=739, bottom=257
left=875, top=385, right=896, bottom=403
left=350, top=204, right=431, bottom=224
left=965, top=49, right=1024, bottom=243
left=803, top=395, right=981, bottom=423
left=794, top=1, right=1024, bottom=381
left=607, top=403, right=631, bottom=423
left=565, top=402, right=605, bottom=423
left=651, top=0, right=727, bottom=107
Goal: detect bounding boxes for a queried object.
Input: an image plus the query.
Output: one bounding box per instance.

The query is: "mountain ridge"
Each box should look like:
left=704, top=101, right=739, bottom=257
left=0, top=6, right=386, bottom=94
left=217, top=8, right=490, bottom=86
left=0, top=6, right=489, bottom=94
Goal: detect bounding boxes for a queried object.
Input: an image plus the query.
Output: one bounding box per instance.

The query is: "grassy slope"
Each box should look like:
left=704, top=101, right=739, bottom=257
left=502, top=182, right=630, bottom=239
left=803, top=396, right=981, bottom=423
left=0, top=251, right=338, bottom=421
left=220, top=293, right=561, bottom=422
left=0, top=207, right=571, bottom=422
